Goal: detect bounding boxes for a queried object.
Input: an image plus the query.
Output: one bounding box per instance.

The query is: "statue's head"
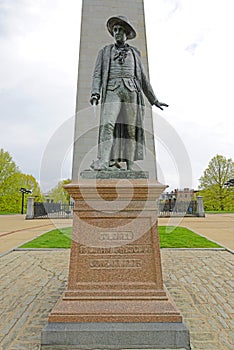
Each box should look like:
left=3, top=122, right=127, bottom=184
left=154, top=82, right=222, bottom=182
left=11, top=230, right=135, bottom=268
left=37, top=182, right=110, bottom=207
left=107, top=15, right=136, bottom=42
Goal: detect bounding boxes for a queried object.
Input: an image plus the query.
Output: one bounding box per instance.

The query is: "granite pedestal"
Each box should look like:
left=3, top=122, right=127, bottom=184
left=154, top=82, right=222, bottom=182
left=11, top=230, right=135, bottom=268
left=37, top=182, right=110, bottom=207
left=42, top=322, right=190, bottom=349
left=41, top=179, right=190, bottom=349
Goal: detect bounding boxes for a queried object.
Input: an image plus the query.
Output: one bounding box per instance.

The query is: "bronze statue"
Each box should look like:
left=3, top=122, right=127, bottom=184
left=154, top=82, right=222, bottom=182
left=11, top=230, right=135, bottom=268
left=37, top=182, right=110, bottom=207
left=90, top=15, right=168, bottom=171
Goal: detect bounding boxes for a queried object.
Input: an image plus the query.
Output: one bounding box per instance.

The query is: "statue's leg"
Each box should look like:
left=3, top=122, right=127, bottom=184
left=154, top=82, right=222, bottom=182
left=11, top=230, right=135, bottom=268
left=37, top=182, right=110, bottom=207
left=123, top=92, right=138, bottom=170
left=98, top=91, right=121, bottom=167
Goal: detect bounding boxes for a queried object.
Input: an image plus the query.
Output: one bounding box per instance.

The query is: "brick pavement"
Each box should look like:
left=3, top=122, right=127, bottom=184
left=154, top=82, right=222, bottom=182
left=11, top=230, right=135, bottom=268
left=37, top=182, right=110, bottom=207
left=0, top=249, right=233, bottom=350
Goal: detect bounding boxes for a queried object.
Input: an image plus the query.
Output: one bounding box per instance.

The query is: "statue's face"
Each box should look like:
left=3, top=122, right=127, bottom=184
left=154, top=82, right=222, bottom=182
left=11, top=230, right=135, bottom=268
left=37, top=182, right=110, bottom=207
left=113, top=24, right=127, bottom=45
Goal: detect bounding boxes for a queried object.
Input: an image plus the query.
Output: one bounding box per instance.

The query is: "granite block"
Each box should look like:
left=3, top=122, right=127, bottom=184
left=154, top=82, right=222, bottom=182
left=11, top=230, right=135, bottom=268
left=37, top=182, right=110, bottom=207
left=41, top=322, right=191, bottom=349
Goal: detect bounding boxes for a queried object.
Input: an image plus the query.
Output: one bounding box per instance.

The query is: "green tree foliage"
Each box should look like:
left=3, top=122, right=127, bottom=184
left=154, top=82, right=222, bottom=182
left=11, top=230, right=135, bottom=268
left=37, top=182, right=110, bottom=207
left=198, top=155, right=234, bottom=211
left=47, top=179, right=71, bottom=204
left=0, top=149, right=42, bottom=213
left=0, top=149, right=18, bottom=184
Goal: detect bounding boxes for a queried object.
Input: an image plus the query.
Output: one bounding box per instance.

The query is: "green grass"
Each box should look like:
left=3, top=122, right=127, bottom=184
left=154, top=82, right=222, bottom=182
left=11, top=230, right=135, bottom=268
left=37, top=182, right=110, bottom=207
left=20, top=226, right=222, bottom=249
left=205, top=210, right=234, bottom=214
left=20, top=227, right=72, bottom=248
left=158, top=226, right=221, bottom=248
left=0, top=211, right=19, bottom=215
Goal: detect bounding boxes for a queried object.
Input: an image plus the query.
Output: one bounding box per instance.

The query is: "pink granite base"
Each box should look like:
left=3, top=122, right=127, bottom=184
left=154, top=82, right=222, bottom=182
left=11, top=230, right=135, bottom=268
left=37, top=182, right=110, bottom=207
left=47, top=180, right=183, bottom=324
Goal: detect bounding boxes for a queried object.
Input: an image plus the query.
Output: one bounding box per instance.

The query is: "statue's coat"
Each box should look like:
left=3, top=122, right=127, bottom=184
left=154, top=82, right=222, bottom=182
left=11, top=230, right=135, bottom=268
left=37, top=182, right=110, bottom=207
left=91, top=44, right=157, bottom=161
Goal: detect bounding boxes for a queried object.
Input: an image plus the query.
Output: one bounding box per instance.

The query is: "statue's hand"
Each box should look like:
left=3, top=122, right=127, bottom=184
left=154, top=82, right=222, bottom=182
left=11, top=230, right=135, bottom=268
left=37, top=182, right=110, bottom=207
left=90, top=95, right=99, bottom=105
left=154, top=100, right=169, bottom=111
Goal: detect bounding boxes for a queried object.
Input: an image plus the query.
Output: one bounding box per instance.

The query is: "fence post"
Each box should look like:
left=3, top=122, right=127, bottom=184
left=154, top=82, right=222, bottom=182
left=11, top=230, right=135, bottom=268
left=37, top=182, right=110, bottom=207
left=196, top=196, right=205, bottom=217
left=25, top=197, right=34, bottom=220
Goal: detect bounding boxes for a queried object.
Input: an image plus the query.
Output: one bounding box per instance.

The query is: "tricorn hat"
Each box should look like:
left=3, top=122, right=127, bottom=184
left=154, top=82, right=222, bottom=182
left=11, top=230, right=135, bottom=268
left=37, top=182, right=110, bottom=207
left=107, top=15, right=136, bottom=40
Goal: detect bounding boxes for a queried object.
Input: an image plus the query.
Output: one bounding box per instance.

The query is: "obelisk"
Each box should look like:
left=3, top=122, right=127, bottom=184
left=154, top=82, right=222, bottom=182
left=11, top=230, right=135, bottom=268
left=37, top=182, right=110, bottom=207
left=41, top=1, right=191, bottom=349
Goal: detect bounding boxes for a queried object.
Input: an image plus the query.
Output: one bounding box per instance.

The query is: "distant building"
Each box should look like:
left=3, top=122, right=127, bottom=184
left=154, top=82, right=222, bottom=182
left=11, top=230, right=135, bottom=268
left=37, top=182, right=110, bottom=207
left=160, top=188, right=196, bottom=201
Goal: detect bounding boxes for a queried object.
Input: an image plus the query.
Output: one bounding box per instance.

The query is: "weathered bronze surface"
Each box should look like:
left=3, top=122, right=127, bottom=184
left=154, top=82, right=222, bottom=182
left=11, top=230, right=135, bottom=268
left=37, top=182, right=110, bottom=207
left=90, top=15, right=168, bottom=171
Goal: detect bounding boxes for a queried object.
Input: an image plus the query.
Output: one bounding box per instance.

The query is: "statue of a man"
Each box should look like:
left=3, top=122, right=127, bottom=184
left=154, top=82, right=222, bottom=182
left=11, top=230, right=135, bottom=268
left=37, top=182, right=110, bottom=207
left=90, top=15, right=168, bottom=171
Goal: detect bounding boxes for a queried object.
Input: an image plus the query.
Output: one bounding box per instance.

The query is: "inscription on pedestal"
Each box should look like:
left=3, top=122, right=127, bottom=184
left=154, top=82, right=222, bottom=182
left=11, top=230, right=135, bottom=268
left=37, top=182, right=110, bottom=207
left=89, top=258, right=143, bottom=269
left=81, top=243, right=151, bottom=270
left=79, top=244, right=152, bottom=255
left=99, top=231, right=133, bottom=241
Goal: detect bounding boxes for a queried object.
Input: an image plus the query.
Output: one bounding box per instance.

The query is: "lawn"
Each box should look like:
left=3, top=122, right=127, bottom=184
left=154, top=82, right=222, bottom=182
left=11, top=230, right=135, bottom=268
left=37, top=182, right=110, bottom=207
left=20, top=226, right=222, bottom=249
left=0, top=212, right=18, bottom=215
left=158, top=226, right=221, bottom=248
left=205, top=210, right=234, bottom=214
left=20, top=227, right=72, bottom=248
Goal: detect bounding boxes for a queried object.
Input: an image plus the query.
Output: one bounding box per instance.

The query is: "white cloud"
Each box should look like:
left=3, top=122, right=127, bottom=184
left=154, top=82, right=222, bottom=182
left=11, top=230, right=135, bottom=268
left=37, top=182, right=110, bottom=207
left=0, top=0, right=233, bottom=191
left=0, top=0, right=81, bottom=181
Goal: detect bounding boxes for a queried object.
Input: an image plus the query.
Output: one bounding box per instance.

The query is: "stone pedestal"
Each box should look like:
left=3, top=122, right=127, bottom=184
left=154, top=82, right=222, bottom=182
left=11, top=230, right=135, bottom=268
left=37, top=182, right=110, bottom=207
left=25, top=197, right=34, bottom=220
left=41, top=180, right=190, bottom=349
left=196, top=196, right=205, bottom=217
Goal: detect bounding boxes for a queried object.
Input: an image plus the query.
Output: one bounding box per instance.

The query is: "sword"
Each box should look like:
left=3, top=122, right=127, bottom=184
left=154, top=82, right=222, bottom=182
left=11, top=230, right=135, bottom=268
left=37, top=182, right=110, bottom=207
left=93, top=102, right=97, bottom=119
left=92, top=96, right=98, bottom=119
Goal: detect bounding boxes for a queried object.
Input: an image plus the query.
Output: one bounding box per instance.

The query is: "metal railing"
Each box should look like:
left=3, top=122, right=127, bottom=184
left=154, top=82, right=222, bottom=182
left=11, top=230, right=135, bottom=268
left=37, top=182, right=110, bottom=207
left=34, top=202, right=74, bottom=219
left=158, top=199, right=198, bottom=217
left=33, top=200, right=198, bottom=219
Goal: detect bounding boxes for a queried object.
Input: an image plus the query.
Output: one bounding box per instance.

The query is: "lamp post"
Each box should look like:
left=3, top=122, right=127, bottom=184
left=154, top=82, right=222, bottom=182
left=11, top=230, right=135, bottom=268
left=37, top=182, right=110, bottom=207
left=225, top=179, right=234, bottom=187
left=19, top=187, right=32, bottom=214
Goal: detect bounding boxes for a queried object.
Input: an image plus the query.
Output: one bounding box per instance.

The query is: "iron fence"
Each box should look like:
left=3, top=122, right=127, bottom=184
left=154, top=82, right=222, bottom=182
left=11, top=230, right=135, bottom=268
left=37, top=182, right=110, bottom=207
left=33, top=200, right=198, bottom=219
left=158, top=199, right=198, bottom=217
left=34, top=202, right=74, bottom=219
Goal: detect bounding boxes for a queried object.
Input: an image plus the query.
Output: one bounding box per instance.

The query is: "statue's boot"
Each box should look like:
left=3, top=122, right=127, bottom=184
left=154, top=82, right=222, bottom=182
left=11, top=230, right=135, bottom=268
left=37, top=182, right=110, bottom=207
left=109, top=161, right=122, bottom=169
left=126, top=139, right=135, bottom=170
left=90, top=159, right=108, bottom=171
left=90, top=139, right=121, bottom=171
left=126, top=160, right=134, bottom=170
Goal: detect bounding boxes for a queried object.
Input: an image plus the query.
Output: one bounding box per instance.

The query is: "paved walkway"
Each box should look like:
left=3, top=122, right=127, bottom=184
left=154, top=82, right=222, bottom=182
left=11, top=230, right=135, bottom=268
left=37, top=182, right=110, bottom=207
left=0, top=249, right=233, bottom=350
left=159, top=213, right=234, bottom=251
left=0, top=213, right=233, bottom=254
left=0, top=215, right=72, bottom=255
left=0, top=214, right=233, bottom=349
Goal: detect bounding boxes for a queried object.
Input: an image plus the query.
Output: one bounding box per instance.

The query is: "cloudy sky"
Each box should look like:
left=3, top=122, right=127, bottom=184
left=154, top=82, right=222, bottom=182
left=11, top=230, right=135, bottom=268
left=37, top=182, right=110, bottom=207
left=0, top=0, right=233, bottom=192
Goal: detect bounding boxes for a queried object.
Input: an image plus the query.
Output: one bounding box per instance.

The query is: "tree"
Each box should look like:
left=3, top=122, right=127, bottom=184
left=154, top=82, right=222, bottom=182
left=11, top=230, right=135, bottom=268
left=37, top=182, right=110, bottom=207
left=0, top=149, right=42, bottom=213
left=198, top=155, right=234, bottom=211
left=0, top=149, right=19, bottom=184
left=47, top=179, right=71, bottom=204
left=1, top=173, right=42, bottom=213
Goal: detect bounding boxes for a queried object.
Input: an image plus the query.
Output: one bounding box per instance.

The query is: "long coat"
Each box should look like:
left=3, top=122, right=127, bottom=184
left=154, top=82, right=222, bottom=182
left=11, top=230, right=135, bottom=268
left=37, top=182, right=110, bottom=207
left=91, top=44, right=158, bottom=161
